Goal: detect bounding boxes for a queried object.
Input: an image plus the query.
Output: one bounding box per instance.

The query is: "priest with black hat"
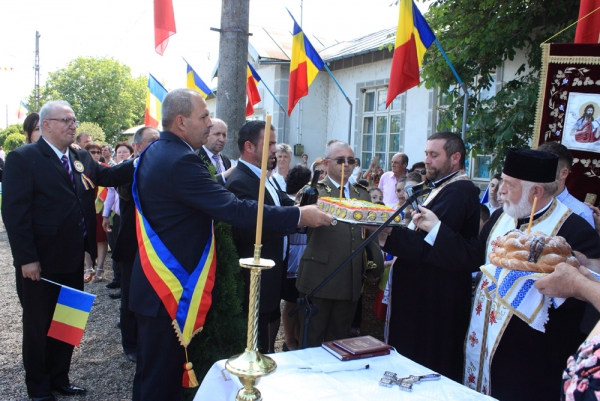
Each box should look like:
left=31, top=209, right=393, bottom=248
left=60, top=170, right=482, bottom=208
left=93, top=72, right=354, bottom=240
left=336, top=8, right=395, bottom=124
left=411, top=148, right=600, bottom=401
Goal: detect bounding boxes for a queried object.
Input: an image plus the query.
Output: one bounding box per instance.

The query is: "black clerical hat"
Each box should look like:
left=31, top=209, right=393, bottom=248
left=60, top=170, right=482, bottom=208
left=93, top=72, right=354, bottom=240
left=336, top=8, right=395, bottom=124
left=502, top=148, right=558, bottom=183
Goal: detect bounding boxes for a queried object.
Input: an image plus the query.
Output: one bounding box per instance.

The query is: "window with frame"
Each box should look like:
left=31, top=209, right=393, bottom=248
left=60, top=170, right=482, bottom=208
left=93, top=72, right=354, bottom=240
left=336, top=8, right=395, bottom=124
left=361, top=88, right=406, bottom=171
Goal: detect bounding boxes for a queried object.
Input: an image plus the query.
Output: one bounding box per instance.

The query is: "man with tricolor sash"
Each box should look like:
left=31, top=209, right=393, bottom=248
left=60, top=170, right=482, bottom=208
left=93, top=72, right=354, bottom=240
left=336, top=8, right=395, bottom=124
left=3, top=100, right=135, bottom=401
left=129, top=88, right=332, bottom=401
left=412, top=148, right=600, bottom=400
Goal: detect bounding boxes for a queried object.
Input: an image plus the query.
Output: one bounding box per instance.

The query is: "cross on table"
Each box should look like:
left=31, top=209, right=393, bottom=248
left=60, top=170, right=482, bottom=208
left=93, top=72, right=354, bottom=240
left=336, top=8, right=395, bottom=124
left=378, top=371, right=441, bottom=392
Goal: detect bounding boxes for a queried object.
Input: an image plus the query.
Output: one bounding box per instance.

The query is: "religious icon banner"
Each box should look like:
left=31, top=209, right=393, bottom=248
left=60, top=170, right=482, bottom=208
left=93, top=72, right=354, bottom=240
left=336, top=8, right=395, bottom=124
left=533, top=43, right=600, bottom=205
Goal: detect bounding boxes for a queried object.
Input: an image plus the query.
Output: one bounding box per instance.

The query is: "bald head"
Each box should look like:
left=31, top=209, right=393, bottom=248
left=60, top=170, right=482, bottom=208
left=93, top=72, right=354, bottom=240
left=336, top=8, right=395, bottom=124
left=161, top=88, right=213, bottom=150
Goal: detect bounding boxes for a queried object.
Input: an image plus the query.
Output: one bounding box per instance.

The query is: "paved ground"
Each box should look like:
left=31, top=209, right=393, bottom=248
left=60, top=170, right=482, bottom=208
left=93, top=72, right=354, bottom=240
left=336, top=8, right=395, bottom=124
left=0, top=217, right=384, bottom=400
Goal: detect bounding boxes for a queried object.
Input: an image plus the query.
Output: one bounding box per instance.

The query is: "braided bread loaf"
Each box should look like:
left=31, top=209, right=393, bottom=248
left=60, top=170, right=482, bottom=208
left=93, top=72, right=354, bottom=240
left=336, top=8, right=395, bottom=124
left=489, top=230, right=578, bottom=273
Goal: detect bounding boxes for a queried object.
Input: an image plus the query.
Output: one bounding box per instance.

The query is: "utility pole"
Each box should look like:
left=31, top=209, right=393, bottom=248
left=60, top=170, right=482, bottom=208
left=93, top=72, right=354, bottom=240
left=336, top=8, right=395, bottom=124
left=34, top=31, right=40, bottom=112
left=215, top=0, right=250, bottom=160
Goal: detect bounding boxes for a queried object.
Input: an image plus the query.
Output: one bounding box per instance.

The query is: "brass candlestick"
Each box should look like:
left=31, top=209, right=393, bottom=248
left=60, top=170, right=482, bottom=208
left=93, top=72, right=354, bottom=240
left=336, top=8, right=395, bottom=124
left=225, top=245, right=276, bottom=401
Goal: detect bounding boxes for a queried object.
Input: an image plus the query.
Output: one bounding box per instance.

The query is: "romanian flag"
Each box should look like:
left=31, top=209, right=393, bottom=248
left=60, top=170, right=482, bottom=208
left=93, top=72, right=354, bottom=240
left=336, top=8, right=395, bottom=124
left=154, top=0, right=177, bottom=55
left=246, top=63, right=262, bottom=117
left=17, top=101, right=28, bottom=120
left=287, top=11, right=324, bottom=116
left=385, top=0, right=436, bottom=108
left=145, top=74, right=168, bottom=128
left=186, top=62, right=212, bottom=99
left=47, top=285, right=95, bottom=346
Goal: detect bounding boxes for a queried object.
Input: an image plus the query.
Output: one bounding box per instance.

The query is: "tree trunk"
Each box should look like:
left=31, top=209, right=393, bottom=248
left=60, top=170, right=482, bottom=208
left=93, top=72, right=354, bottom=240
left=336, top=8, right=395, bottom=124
left=216, top=0, right=250, bottom=160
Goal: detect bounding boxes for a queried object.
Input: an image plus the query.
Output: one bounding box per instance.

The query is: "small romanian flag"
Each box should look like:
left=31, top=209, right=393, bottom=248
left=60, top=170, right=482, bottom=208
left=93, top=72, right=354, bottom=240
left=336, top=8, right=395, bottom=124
left=246, top=63, right=262, bottom=117
left=47, top=285, right=96, bottom=347
left=145, top=74, right=168, bottom=128
left=185, top=62, right=212, bottom=99
left=17, top=101, right=28, bottom=120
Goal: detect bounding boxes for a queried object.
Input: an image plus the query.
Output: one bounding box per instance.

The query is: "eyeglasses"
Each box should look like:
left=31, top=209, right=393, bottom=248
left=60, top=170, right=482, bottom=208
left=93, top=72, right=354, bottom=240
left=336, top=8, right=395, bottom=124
left=414, top=169, right=426, bottom=175
left=89, top=150, right=101, bottom=155
left=327, top=157, right=356, bottom=165
left=47, top=118, right=81, bottom=127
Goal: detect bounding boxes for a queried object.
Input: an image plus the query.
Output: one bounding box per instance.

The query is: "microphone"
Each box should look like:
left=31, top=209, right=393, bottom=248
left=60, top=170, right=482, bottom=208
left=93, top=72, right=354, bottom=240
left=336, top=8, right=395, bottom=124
left=404, top=181, right=428, bottom=211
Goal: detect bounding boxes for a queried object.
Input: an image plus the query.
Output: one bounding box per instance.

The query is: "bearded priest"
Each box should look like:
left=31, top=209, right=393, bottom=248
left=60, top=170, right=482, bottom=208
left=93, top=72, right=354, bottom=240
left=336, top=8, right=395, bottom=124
left=411, top=148, right=600, bottom=401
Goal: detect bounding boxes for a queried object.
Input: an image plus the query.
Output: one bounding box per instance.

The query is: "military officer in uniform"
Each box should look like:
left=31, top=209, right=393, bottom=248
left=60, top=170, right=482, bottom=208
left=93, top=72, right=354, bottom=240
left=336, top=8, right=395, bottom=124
left=296, top=140, right=383, bottom=347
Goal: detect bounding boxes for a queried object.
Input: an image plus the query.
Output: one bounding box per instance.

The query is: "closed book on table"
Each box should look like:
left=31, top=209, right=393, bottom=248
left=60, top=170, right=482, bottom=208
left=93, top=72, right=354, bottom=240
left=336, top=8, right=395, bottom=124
left=333, top=335, right=392, bottom=355
left=322, top=340, right=390, bottom=361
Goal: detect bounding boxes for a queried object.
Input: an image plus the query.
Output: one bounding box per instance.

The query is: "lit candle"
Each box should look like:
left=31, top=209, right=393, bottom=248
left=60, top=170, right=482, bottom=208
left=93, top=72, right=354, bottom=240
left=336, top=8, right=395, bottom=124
left=340, top=164, right=345, bottom=199
left=255, top=114, right=272, bottom=249
left=526, top=196, right=538, bottom=234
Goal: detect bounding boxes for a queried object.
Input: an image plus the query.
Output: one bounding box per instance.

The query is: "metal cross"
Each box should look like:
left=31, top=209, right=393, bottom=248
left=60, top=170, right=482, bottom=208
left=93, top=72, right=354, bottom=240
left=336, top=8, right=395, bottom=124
left=378, top=371, right=441, bottom=392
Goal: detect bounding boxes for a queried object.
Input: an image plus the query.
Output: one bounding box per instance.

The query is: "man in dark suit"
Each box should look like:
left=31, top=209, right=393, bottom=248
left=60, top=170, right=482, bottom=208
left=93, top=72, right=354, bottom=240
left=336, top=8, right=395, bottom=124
left=197, top=117, right=232, bottom=185
left=225, top=120, right=294, bottom=353
left=2, top=100, right=134, bottom=401
left=111, top=126, right=159, bottom=363
left=129, top=88, right=332, bottom=401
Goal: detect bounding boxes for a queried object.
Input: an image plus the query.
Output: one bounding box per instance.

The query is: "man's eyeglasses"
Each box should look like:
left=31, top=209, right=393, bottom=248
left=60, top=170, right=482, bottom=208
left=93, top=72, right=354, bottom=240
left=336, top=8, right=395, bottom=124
left=414, top=169, right=426, bottom=175
left=88, top=150, right=101, bottom=155
left=47, top=118, right=81, bottom=128
left=327, top=157, right=356, bottom=165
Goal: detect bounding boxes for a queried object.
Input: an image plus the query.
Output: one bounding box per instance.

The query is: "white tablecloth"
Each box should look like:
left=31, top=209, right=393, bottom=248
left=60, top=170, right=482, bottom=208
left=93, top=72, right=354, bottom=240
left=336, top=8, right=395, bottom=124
left=194, top=347, right=496, bottom=401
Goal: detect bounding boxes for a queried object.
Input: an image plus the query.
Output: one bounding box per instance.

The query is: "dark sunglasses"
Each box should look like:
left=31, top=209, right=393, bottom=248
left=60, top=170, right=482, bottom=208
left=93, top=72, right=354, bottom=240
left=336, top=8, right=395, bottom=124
left=327, top=157, right=356, bottom=165
left=414, top=169, right=426, bottom=175
left=89, top=150, right=101, bottom=155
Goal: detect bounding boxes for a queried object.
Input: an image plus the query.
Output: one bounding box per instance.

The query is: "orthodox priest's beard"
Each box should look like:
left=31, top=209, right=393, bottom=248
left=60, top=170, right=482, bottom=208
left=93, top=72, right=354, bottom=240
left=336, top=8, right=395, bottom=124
left=502, top=181, right=535, bottom=219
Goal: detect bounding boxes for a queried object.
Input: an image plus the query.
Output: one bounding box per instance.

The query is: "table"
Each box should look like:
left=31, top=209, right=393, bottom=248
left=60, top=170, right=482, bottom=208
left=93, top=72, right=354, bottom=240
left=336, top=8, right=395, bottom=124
left=194, top=347, right=496, bottom=400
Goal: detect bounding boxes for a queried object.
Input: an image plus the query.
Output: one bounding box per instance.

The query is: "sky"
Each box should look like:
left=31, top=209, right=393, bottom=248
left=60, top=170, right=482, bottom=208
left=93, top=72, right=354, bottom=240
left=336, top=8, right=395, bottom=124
left=0, top=0, right=429, bottom=128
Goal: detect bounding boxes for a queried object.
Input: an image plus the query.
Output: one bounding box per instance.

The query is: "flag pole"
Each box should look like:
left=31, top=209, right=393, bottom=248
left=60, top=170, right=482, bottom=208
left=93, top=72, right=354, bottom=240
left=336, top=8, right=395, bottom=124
left=323, top=63, right=353, bottom=145
left=256, top=78, right=287, bottom=141
left=433, top=39, right=469, bottom=142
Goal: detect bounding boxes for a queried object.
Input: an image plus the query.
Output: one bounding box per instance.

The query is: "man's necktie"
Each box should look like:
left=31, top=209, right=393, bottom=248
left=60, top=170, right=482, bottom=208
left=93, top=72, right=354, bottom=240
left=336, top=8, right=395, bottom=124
left=62, top=155, right=87, bottom=237
left=342, top=186, right=347, bottom=199
left=212, top=154, right=223, bottom=174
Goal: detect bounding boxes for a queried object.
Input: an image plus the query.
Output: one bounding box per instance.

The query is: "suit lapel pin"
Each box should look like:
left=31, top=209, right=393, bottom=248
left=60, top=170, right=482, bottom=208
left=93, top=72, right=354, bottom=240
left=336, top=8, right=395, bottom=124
left=74, top=160, right=84, bottom=173
left=353, top=186, right=359, bottom=195
left=81, top=174, right=95, bottom=190
left=325, top=185, right=332, bottom=193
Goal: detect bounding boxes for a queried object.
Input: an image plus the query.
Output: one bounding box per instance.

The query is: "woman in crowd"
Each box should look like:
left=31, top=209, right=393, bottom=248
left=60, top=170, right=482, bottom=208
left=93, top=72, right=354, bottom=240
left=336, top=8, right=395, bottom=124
left=270, top=143, right=292, bottom=192
left=349, top=158, right=362, bottom=184
left=300, top=153, right=309, bottom=167
left=409, top=161, right=427, bottom=182
left=84, top=142, right=110, bottom=283
left=310, top=157, right=327, bottom=181
left=364, top=157, right=383, bottom=186
left=369, top=187, right=383, bottom=204
left=23, top=113, right=41, bottom=144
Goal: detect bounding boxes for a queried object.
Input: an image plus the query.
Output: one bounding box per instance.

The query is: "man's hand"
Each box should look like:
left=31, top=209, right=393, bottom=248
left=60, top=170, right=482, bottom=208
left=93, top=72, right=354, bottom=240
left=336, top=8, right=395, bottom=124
left=411, top=205, right=439, bottom=232
left=534, top=263, right=594, bottom=300
left=22, top=262, right=41, bottom=281
left=298, top=205, right=334, bottom=228
left=102, top=216, right=112, bottom=232
left=585, top=202, right=600, bottom=236
left=574, top=251, right=600, bottom=275
left=222, top=165, right=236, bottom=180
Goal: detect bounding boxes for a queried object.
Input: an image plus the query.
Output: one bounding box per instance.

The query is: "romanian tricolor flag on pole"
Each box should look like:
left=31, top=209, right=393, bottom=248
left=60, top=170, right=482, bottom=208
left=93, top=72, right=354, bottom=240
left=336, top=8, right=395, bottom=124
left=287, top=11, right=324, bottom=116
left=385, top=0, right=436, bottom=108
left=185, top=61, right=212, bottom=99
left=17, top=101, right=28, bottom=120
left=144, top=74, right=168, bottom=128
left=246, top=63, right=262, bottom=117
left=47, top=285, right=95, bottom=347
left=154, top=0, right=176, bottom=55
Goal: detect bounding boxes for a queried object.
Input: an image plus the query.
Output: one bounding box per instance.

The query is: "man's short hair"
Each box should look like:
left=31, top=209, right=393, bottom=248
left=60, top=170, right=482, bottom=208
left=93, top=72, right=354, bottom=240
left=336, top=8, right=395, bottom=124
left=211, top=117, right=227, bottom=128
left=407, top=172, right=423, bottom=182
left=324, top=140, right=351, bottom=158
left=537, top=141, right=573, bottom=174
left=102, top=144, right=112, bottom=151
left=395, top=153, right=409, bottom=166
left=133, top=126, right=157, bottom=144
left=276, top=143, right=292, bottom=155
left=428, top=131, right=466, bottom=168
left=237, top=120, right=275, bottom=153
left=162, top=88, right=199, bottom=129
left=480, top=204, right=491, bottom=222
left=39, top=100, right=71, bottom=130
left=286, top=165, right=311, bottom=195
left=76, top=132, right=91, bottom=143
left=522, top=179, right=559, bottom=198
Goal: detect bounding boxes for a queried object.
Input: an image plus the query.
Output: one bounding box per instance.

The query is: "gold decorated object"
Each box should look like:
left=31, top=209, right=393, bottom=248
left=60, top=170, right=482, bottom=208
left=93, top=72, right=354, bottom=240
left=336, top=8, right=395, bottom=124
left=225, top=114, right=277, bottom=401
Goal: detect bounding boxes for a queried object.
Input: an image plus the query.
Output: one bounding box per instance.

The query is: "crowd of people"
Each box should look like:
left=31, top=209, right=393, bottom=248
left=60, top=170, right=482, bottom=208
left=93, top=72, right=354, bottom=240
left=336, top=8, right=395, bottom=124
left=4, top=89, right=600, bottom=401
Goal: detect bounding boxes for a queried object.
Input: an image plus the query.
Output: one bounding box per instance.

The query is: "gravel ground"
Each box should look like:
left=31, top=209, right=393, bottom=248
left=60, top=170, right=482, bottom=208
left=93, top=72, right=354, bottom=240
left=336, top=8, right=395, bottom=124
left=0, top=215, right=385, bottom=400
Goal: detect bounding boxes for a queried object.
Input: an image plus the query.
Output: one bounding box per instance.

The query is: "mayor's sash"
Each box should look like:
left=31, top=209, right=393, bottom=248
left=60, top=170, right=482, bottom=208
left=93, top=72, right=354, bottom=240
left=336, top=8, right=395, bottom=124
left=463, top=200, right=571, bottom=395
left=131, top=143, right=217, bottom=348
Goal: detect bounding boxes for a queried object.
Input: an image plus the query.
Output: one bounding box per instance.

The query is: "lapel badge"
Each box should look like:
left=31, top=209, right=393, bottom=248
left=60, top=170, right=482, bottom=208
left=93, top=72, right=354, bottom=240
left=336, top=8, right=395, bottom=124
left=74, top=160, right=84, bottom=173
left=325, top=185, right=332, bottom=193
left=353, top=186, right=360, bottom=194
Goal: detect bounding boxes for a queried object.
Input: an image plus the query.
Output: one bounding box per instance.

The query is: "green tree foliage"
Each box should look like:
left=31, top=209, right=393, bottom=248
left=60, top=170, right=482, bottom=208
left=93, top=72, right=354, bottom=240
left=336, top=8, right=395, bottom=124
left=0, top=124, right=24, bottom=147
left=4, top=133, right=26, bottom=153
left=77, top=122, right=105, bottom=144
left=29, top=57, right=146, bottom=143
left=419, top=0, right=579, bottom=170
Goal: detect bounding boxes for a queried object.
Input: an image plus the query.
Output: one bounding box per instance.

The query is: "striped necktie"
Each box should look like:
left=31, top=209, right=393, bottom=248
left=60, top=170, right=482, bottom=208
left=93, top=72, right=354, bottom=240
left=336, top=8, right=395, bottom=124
left=61, top=155, right=87, bottom=237
left=212, top=154, right=223, bottom=174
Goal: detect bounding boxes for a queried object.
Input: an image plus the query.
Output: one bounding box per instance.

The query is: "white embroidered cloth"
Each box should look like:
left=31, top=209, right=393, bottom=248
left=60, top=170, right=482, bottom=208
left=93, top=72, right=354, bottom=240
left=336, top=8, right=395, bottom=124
left=481, top=263, right=600, bottom=333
